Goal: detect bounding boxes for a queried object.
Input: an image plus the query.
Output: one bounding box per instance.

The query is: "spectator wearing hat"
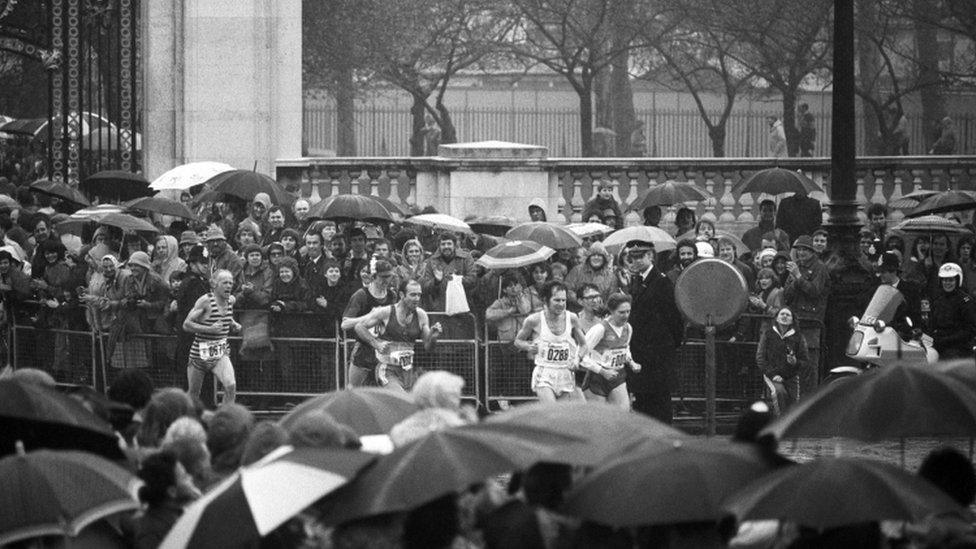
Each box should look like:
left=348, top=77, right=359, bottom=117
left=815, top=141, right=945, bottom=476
left=235, top=220, right=261, bottom=252
left=204, top=227, right=243, bottom=279
left=527, top=198, right=548, bottom=222
left=178, top=230, right=201, bottom=260
left=877, top=251, right=923, bottom=341
left=782, top=235, right=829, bottom=397
left=564, top=241, right=618, bottom=307
left=623, top=238, right=684, bottom=423
left=152, top=235, right=186, bottom=287
left=115, top=252, right=170, bottom=372
left=581, top=180, right=622, bottom=230
left=84, top=254, right=130, bottom=334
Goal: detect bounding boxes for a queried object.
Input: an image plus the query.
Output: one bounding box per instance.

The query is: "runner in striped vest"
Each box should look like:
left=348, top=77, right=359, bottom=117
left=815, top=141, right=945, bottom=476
left=184, top=269, right=241, bottom=404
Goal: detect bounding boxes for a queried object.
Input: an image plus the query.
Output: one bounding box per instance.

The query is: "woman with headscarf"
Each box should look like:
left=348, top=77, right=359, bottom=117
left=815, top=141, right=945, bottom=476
left=269, top=256, right=310, bottom=389
left=152, top=234, right=186, bottom=287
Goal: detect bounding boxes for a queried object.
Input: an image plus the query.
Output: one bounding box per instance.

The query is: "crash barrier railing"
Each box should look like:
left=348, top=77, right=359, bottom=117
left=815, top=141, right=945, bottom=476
left=9, top=302, right=99, bottom=389
left=339, top=312, right=481, bottom=407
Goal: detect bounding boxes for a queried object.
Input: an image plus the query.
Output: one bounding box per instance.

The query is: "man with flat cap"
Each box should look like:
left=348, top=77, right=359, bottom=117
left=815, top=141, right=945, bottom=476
left=624, top=238, right=684, bottom=423
left=783, top=235, right=828, bottom=397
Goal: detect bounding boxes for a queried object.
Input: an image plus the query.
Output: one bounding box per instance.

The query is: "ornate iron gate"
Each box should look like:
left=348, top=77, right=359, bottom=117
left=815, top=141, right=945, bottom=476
left=0, top=0, right=140, bottom=185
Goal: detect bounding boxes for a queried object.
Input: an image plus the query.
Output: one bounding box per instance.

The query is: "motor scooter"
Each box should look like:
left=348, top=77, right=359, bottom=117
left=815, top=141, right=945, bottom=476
left=828, top=284, right=938, bottom=381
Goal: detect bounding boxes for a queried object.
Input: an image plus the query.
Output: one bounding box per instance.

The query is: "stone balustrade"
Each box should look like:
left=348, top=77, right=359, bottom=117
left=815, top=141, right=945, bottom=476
left=276, top=154, right=976, bottom=235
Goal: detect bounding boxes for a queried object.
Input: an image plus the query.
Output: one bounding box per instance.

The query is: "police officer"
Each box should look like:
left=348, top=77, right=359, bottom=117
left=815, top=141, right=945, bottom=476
left=927, top=263, right=976, bottom=359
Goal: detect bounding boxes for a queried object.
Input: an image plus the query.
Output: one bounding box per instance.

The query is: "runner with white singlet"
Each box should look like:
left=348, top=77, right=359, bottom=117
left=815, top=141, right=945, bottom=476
left=514, top=280, right=588, bottom=402
left=354, top=279, right=443, bottom=392
left=581, top=292, right=642, bottom=409
left=183, top=269, right=241, bottom=404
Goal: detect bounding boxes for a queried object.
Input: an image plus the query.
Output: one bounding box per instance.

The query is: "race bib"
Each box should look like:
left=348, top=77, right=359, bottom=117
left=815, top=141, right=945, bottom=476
left=539, top=341, right=572, bottom=366
left=199, top=339, right=229, bottom=361
left=604, top=348, right=629, bottom=370
left=389, top=349, right=415, bottom=371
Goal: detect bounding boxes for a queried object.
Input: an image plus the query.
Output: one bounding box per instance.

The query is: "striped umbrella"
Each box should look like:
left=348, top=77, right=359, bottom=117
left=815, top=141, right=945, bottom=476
left=506, top=221, right=583, bottom=250
left=404, top=213, right=473, bottom=235
left=161, top=446, right=374, bottom=549
left=477, top=240, right=555, bottom=270
left=892, top=215, right=972, bottom=235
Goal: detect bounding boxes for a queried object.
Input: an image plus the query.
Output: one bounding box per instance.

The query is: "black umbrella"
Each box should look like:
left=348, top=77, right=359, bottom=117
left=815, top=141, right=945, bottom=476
left=80, top=170, right=153, bottom=202
left=307, top=194, right=394, bottom=223
left=905, top=191, right=976, bottom=218
left=29, top=179, right=91, bottom=207
left=468, top=215, right=517, bottom=237
left=123, top=195, right=198, bottom=220
left=0, top=379, right=124, bottom=460
left=195, top=169, right=293, bottom=205
left=732, top=167, right=823, bottom=196
left=630, top=181, right=712, bottom=209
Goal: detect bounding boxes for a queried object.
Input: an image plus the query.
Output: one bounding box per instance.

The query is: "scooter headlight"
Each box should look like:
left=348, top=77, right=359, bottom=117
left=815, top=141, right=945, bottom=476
left=846, top=331, right=864, bottom=356
left=848, top=316, right=860, bottom=329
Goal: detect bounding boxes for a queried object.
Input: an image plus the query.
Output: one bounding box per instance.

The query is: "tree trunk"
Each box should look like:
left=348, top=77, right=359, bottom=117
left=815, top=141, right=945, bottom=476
left=435, top=101, right=457, bottom=145
left=578, top=79, right=595, bottom=157
left=856, top=0, right=882, bottom=156
left=593, top=66, right=612, bottom=130
left=782, top=90, right=798, bottom=157
left=914, top=0, right=946, bottom=151
left=610, top=48, right=636, bottom=157
left=334, top=66, right=357, bottom=156
left=409, top=94, right=427, bottom=157
left=708, top=125, right=726, bottom=157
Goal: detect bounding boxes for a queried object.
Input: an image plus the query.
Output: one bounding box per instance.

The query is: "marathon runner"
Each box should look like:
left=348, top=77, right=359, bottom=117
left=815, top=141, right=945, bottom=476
left=581, top=292, right=641, bottom=409
left=354, top=279, right=443, bottom=392
left=183, top=269, right=241, bottom=405
left=341, top=258, right=397, bottom=387
left=514, top=280, right=588, bottom=402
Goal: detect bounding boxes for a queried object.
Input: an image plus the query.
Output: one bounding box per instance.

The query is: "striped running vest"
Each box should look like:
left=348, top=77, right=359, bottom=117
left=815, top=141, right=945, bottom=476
left=189, top=293, right=233, bottom=362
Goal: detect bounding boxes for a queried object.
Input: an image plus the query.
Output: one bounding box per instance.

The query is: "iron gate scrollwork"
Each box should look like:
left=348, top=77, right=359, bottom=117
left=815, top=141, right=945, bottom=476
left=0, top=0, right=140, bottom=185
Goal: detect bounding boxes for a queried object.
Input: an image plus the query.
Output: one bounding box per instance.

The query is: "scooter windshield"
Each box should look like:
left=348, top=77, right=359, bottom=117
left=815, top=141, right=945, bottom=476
left=859, top=285, right=905, bottom=326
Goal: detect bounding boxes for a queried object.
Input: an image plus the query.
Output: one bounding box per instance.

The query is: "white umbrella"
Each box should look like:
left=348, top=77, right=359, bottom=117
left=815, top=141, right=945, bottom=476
left=403, top=213, right=473, bottom=234
left=149, top=161, right=235, bottom=191
left=565, top=222, right=614, bottom=239
left=67, top=203, right=125, bottom=221
left=80, top=127, right=142, bottom=151
left=602, top=226, right=677, bottom=254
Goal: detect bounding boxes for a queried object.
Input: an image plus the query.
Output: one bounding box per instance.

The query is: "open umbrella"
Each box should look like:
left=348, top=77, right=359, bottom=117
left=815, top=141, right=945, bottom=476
left=59, top=211, right=158, bottom=234
left=761, top=361, right=976, bottom=442
left=906, top=190, right=976, bottom=218
left=0, top=111, right=113, bottom=139
left=195, top=170, right=293, bottom=205
left=630, top=181, right=712, bottom=209
left=372, top=196, right=413, bottom=218
left=888, top=189, right=941, bottom=210
left=565, top=222, right=615, bottom=239
left=891, top=215, right=972, bottom=235
left=468, top=215, right=517, bottom=237
left=0, top=380, right=124, bottom=460
left=561, top=439, right=773, bottom=527
left=714, top=230, right=749, bottom=256
left=723, top=457, right=961, bottom=528
left=161, top=446, right=375, bottom=549
left=506, top=222, right=583, bottom=250
left=404, top=213, right=473, bottom=235
left=279, top=388, right=419, bottom=436
left=476, top=240, right=555, bottom=270
left=149, top=161, right=235, bottom=191
left=486, top=401, right=686, bottom=464
left=65, top=203, right=125, bottom=222
left=123, top=195, right=198, bottom=220
left=602, top=225, right=677, bottom=254
left=29, top=179, right=91, bottom=207
left=80, top=170, right=153, bottom=202
left=307, top=194, right=393, bottom=223
left=732, top=168, right=823, bottom=196
left=317, top=421, right=585, bottom=525
left=0, top=447, right=140, bottom=546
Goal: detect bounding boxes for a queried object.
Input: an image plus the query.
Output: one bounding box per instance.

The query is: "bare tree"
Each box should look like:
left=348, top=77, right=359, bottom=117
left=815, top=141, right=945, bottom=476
left=634, top=0, right=753, bottom=157
left=500, top=0, right=645, bottom=156
left=703, top=0, right=832, bottom=156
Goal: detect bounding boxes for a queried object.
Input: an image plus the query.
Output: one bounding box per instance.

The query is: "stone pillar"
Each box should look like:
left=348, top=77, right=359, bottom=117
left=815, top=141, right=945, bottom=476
left=436, top=141, right=551, bottom=221
left=142, top=0, right=302, bottom=181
